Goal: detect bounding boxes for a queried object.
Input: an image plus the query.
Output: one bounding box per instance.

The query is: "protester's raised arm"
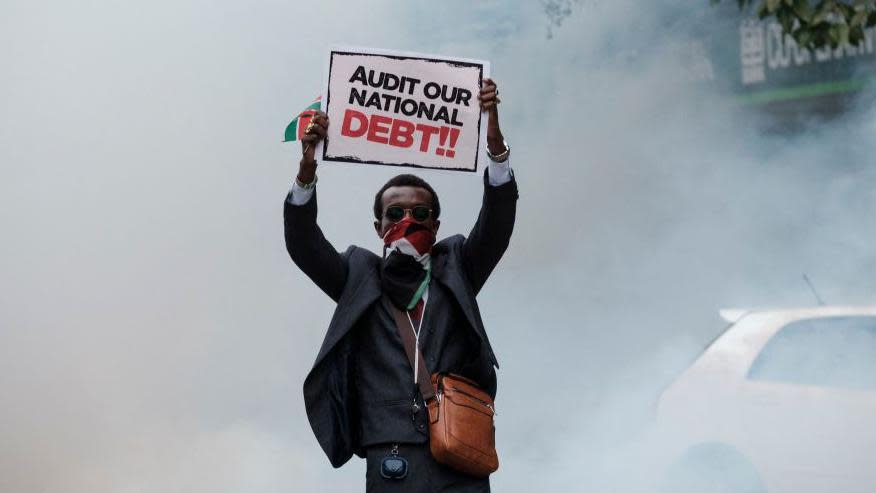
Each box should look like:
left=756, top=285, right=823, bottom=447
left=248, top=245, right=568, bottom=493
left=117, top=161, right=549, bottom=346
left=284, top=112, right=348, bottom=302
left=479, top=78, right=507, bottom=159
left=461, top=79, right=518, bottom=293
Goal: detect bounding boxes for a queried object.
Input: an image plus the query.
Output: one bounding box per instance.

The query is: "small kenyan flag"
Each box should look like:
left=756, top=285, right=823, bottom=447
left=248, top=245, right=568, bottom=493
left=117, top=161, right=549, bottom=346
left=283, top=96, right=321, bottom=142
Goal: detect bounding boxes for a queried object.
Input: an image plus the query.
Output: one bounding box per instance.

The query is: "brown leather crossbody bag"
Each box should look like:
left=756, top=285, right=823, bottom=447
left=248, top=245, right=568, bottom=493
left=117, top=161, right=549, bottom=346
left=387, top=300, right=499, bottom=478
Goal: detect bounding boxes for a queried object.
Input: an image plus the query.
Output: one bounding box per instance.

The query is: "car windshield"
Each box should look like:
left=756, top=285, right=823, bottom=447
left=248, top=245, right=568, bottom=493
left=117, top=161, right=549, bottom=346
left=747, top=316, right=876, bottom=390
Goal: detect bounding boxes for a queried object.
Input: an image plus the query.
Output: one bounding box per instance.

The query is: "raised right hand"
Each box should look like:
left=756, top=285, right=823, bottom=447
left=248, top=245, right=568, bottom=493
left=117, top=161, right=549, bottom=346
left=299, top=110, right=329, bottom=183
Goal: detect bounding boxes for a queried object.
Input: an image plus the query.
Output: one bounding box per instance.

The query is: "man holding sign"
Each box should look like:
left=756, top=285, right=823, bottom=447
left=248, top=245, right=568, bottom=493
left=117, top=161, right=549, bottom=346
left=284, top=74, right=514, bottom=491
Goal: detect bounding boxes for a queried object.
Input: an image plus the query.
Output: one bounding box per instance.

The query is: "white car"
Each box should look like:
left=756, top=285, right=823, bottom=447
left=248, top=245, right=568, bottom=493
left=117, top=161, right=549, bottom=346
left=654, top=306, right=876, bottom=493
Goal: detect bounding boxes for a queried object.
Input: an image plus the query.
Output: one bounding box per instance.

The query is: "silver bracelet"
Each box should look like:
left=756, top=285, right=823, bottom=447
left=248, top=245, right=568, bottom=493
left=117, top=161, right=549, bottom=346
left=485, top=140, right=510, bottom=162
left=295, top=175, right=318, bottom=190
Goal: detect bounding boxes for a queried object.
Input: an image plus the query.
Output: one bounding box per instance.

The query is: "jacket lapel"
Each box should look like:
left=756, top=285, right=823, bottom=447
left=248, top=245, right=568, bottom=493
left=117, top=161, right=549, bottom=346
left=313, top=250, right=382, bottom=367
left=430, top=241, right=497, bottom=367
left=312, top=241, right=498, bottom=370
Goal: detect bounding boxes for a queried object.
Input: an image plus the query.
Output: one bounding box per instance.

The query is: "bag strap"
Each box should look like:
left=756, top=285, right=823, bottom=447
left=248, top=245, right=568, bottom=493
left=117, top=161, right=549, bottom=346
left=384, top=296, right=436, bottom=402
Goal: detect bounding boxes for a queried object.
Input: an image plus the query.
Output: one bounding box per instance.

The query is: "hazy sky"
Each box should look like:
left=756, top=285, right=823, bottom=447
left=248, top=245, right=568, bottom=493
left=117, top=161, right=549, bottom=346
left=2, top=1, right=876, bottom=491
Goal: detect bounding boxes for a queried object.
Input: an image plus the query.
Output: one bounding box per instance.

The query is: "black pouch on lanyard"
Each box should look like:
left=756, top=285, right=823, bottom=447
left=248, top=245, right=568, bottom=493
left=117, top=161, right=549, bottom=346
left=380, top=444, right=408, bottom=480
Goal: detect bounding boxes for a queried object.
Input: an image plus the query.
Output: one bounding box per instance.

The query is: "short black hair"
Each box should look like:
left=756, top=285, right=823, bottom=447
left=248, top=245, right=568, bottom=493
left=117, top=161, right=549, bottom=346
left=373, top=174, right=441, bottom=220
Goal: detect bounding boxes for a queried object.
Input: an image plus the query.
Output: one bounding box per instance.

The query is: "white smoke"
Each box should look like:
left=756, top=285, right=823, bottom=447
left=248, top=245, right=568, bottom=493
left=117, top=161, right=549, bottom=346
left=2, top=0, right=875, bottom=491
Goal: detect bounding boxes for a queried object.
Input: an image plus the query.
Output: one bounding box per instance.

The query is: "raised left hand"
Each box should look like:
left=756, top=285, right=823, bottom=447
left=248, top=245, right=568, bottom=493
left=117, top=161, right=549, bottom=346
left=478, top=78, right=506, bottom=156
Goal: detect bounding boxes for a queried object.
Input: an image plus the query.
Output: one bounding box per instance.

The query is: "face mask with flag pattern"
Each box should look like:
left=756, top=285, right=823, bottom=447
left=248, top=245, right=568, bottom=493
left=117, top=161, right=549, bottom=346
left=381, top=217, right=436, bottom=311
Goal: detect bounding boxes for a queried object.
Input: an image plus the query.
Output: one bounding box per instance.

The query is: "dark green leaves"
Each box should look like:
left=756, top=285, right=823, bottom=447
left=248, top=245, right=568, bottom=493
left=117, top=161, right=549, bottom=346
left=792, top=0, right=815, bottom=21
left=713, top=0, right=876, bottom=49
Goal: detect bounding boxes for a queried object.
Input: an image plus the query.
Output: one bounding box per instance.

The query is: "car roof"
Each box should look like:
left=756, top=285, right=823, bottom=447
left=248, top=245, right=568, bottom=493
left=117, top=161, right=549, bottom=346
left=695, top=306, right=876, bottom=377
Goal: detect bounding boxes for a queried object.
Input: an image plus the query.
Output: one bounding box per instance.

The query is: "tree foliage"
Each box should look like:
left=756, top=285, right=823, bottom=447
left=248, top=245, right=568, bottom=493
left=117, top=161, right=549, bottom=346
left=713, top=0, right=876, bottom=49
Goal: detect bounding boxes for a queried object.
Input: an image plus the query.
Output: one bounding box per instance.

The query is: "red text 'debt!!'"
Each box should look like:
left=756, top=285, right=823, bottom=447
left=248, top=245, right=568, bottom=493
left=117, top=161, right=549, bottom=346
left=341, top=109, right=460, bottom=158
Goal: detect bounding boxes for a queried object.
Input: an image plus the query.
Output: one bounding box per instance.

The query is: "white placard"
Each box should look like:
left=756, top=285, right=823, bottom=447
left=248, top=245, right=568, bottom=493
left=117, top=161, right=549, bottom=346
left=319, top=47, right=489, bottom=172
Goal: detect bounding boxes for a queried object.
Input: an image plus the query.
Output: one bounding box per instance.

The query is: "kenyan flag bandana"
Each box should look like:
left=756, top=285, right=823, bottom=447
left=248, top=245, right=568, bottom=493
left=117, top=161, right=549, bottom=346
left=283, top=96, right=321, bottom=142
left=381, top=217, right=436, bottom=311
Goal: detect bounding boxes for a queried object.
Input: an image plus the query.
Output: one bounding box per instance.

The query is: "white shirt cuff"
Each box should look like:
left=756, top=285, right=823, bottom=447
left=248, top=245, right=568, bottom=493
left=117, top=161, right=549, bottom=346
left=487, top=155, right=512, bottom=187
left=288, top=180, right=315, bottom=205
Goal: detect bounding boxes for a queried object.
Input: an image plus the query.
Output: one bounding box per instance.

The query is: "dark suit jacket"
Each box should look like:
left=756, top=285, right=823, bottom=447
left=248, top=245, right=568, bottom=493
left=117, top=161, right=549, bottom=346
left=284, top=171, right=518, bottom=467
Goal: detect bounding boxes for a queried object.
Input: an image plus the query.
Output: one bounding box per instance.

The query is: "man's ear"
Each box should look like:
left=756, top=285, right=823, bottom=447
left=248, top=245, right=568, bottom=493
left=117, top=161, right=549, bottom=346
left=374, top=220, right=382, bottom=237
left=432, top=220, right=440, bottom=234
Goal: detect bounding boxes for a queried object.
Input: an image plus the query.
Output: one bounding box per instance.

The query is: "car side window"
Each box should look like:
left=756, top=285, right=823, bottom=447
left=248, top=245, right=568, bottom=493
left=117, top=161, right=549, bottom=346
left=747, top=316, right=876, bottom=390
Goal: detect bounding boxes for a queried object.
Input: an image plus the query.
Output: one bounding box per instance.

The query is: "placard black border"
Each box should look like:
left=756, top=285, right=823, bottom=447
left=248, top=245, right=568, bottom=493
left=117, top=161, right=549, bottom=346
left=322, top=50, right=484, bottom=173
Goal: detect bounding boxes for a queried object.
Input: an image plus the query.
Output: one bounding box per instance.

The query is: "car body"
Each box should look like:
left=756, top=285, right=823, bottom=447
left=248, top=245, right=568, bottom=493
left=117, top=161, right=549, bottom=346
left=653, top=306, right=876, bottom=493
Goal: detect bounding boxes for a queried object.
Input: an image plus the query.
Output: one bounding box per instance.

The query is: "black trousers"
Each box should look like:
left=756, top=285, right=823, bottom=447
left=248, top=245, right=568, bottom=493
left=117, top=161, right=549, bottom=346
left=365, top=443, right=491, bottom=493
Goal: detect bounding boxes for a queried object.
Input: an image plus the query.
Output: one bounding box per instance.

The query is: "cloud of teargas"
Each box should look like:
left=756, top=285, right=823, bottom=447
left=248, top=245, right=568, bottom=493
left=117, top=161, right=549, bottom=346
left=1, top=0, right=875, bottom=491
